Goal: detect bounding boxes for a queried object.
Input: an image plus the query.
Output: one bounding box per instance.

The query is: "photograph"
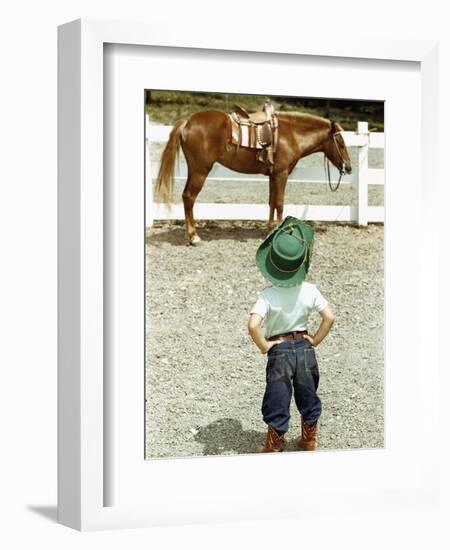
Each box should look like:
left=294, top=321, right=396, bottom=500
left=144, top=91, right=384, bottom=459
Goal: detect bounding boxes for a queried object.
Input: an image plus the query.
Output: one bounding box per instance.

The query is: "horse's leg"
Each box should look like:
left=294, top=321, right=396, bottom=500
left=182, top=169, right=209, bottom=245
left=269, top=170, right=289, bottom=228
left=268, top=177, right=276, bottom=230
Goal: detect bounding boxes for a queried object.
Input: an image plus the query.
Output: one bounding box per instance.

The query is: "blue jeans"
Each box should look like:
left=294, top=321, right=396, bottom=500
left=262, top=339, right=322, bottom=434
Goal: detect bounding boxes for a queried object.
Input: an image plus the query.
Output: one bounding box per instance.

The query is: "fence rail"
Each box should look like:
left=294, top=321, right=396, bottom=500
left=146, top=120, right=384, bottom=226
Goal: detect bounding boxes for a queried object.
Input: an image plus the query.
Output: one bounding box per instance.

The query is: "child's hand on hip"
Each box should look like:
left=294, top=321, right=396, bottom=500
left=303, top=334, right=316, bottom=347
left=262, top=339, right=282, bottom=354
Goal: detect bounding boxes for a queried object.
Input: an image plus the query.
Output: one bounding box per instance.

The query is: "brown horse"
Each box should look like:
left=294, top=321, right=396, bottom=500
left=155, top=110, right=352, bottom=244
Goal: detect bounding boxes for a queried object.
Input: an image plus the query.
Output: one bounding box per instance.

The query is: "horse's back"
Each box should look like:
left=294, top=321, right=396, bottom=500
left=186, top=109, right=229, bottom=131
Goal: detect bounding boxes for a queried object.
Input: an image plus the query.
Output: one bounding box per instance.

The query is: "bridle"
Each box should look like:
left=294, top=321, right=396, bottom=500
left=324, top=130, right=349, bottom=192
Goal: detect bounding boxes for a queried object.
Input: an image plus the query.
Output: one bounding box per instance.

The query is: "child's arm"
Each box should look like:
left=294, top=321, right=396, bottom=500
left=248, top=314, right=282, bottom=354
left=304, top=306, right=335, bottom=347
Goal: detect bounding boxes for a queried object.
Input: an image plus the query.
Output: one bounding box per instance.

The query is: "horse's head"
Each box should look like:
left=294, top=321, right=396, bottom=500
left=325, top=121, right=352, bottom=175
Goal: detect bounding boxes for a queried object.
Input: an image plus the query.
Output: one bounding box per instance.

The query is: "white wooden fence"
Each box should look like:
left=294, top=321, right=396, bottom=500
left=146, top=120, right=384, bottom=227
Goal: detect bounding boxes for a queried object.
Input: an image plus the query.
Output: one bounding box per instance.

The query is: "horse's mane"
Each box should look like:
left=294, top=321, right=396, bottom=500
left=276, top=111, right=331, bottom=128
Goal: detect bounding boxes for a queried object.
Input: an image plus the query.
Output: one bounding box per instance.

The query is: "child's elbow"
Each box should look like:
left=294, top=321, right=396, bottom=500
left=322, top=308, right=336, bottom=324
left=248, top=314, right=262, bottom=334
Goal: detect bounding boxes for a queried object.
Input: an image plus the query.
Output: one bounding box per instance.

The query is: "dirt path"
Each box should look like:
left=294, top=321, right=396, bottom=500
left=145, top=221, right=384, bottom=459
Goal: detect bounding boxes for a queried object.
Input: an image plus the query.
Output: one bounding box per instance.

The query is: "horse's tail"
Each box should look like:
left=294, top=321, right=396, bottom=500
left=154, top=118, right=186, bottom=204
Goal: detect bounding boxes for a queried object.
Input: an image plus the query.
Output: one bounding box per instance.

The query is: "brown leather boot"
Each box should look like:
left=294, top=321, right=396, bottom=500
left=256, top=426, right=285, bottom=453
left=295, top=419, right=318, bottom=451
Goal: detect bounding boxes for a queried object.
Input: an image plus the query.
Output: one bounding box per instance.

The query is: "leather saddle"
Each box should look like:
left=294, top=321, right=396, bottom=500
left=229, top=102, right=279, bottom=170
left=233, top=103, right=274, bottom=124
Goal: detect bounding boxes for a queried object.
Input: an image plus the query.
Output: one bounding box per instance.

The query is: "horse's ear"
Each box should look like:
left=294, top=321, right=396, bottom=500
left=330, top=121, right=342, bottom=133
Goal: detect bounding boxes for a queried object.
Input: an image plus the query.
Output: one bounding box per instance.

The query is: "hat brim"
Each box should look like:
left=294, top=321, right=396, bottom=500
left=255, top=217, right=314, bottom=287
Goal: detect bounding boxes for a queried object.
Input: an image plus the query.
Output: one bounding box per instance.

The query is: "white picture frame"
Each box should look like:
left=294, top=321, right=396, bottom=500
left=58, top=18, right=440, bottom=531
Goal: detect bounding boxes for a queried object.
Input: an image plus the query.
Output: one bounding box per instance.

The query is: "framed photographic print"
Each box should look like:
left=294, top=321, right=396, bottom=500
left=144, top=89, right=384, bottom=461
left=58, top=18, right=440, bottom=530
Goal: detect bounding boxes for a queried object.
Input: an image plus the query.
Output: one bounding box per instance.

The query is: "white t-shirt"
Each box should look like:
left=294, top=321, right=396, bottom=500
left=250, top=282, right=328, bottom=338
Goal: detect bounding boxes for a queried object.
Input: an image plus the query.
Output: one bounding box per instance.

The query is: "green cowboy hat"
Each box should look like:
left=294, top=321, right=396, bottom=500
left=256, top=216, right=314, bottom=287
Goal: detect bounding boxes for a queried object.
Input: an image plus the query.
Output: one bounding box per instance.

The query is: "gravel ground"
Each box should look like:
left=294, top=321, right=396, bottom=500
left=145, top=220, right=384, bottom=459
left=150, top=147, right=384, bottom=207
left=158, top=180, right=384, bottom=207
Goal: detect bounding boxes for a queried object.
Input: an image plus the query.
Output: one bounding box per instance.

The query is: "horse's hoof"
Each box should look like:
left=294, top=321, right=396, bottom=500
left=188, top=234, right=202, bottom=246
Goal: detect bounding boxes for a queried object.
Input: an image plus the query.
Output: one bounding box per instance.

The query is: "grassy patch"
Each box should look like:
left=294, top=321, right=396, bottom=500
left=145, top=90, right=384, bottom=131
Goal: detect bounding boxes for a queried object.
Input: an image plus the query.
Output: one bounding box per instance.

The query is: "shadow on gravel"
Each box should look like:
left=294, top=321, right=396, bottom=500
left=194, top=418, right=299, bottom=456
left=145, top=220, right=356, bottom=247
left=147, top=225, right=269, bottom=247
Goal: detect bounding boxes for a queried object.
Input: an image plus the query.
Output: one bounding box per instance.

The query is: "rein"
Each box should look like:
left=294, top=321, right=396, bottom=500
left=325, top=157, right=343, bottom=192
left=324, top=131, right=347, bottom=192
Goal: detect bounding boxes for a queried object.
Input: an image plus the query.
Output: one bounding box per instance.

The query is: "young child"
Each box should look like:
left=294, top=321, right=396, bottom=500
left=248, top=216, right=335, bottom=452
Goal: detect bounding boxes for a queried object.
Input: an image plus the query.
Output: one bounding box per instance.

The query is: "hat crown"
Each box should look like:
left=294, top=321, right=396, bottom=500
left=255, top=216, right=314, bottom=287
left=273, top=228, right=305, bottom=261
left=271, top=225, right=307, bottom=272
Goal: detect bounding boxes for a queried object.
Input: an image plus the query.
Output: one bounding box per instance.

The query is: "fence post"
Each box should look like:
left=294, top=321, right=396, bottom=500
left=356, top=121, right=369, bottom=226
